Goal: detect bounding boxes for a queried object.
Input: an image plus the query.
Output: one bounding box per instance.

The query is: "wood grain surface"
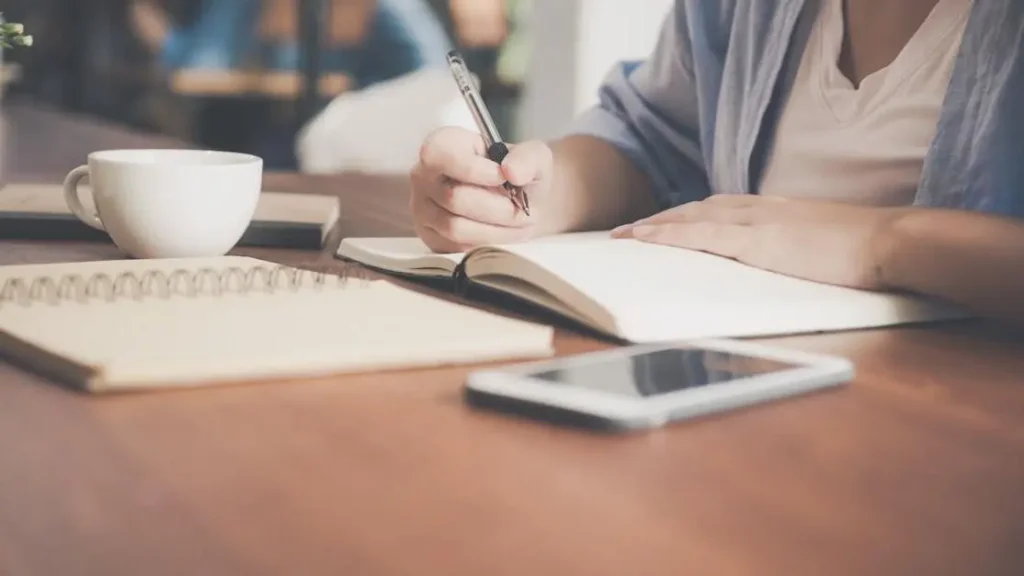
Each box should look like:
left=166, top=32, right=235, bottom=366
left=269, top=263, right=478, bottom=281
left=1, top=103, right=1023, bottom=576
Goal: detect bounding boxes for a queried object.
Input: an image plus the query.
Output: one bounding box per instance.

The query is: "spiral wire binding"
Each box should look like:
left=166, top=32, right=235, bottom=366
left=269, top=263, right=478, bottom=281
left=0, top=263, right=375, bottom=308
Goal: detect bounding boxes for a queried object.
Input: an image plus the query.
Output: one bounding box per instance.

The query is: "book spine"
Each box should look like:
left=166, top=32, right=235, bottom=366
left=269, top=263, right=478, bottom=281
left=452, top=259, right=471, bottom=297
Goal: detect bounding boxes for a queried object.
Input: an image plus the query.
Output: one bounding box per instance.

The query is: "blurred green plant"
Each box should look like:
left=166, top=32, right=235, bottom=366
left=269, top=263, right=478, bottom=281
left=0, top=15, right=32, bottom=49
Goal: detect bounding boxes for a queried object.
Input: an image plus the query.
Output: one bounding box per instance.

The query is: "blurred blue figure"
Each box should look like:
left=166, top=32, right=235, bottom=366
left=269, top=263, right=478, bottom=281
left=156, top=0, right=451, bottom=88
left=357, top=0, right=453, bottom=84
left=157, top=0, right=262, bottom=70
left=263, top=0, right=452, bottom=87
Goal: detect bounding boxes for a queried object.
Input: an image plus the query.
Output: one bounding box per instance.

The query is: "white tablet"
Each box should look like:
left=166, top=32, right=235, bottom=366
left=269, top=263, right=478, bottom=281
left=464, top=339, right=854, bottom=431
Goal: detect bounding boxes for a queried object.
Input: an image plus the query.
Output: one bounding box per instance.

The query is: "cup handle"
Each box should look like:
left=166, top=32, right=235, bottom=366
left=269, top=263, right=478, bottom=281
left=63, top=165, right=104, bottom=231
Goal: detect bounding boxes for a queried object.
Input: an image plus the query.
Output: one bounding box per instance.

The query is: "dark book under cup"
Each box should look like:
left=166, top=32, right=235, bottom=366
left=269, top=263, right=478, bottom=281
left=0, top=183, right=341, bottom=250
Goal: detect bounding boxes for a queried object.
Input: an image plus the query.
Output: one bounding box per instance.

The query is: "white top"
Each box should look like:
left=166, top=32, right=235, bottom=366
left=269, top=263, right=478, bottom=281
left=758, top=0, right=973, bottom=205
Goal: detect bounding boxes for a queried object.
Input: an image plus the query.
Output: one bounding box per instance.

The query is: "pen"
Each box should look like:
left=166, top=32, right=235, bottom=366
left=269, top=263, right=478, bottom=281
left=446, top=50, right=530, bottom=216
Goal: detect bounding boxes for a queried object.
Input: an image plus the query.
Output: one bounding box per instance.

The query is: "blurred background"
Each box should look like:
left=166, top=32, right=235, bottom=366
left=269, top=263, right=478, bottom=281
left=0, top=0, right=671, bottom=174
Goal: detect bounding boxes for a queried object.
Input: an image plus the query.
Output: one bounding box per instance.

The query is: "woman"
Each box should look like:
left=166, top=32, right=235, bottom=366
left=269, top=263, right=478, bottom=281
left=410, top=0, right=1024, bottom=327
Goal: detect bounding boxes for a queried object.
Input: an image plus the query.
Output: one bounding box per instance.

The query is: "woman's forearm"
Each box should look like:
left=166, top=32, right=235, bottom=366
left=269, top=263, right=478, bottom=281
left=877, top=208, right=1024, bottom=327
left=545, top=135, right=660, bottom=235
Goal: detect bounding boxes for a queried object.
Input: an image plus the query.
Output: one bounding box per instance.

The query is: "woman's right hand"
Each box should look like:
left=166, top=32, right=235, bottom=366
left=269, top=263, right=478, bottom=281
left=410, top=126, right=554, bottom=253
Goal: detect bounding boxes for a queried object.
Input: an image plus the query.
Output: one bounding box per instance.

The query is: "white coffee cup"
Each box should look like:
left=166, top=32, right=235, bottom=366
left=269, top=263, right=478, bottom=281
left=63, top=149, right=263, bottom=259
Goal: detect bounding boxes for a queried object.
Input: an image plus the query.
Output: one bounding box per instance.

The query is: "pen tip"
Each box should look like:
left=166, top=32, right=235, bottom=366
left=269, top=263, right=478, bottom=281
left=515, top=188, right=530, bottom=214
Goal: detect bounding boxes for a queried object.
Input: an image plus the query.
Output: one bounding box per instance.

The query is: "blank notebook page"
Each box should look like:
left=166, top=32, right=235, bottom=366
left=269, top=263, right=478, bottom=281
left=0, top=257, right=554, bottom=390
left=496, top=237, right=963, bottom=340
left=501, top=237, right=879, bottom=303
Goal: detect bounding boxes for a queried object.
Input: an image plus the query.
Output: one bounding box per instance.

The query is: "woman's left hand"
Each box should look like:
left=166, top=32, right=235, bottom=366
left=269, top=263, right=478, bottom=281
left=611, top=194, right=909, bottom=289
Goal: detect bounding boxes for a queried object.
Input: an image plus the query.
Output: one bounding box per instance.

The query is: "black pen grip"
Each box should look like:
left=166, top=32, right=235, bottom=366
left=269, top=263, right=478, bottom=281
left=487, top=142, right=510, bottom=164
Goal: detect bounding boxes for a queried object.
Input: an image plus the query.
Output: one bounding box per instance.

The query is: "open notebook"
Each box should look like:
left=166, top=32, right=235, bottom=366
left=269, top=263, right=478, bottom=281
left=337, top=232, right=969, bottom=343
left=0, top=183, right=341, bottom=249
left=0, top=257, right=553, bottom=393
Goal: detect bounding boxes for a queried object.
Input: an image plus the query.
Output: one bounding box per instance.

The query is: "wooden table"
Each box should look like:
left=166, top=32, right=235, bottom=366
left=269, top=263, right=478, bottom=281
left=2, top=105, right=1024, bottom=576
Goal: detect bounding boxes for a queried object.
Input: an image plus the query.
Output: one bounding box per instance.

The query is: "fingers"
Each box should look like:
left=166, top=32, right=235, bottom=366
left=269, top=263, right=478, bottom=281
left=411, top=192, right=531, bottom=253
left=412, top=162, right=529, bottom=228
left=639, top=202, right=754, bottom=226
left=436, top=182, right=530, bottom=227
left=629, top=222, right=751, bottom=260
left=610, top=196, right=758, bottom=259
left=701, top=193, right=786, bottom=205
left=501, top=140, right=553, bottom=187
left=417, top=127, right=506, bottom=187
left=613, top=194, right=784, bottom=237
left=417, top=130, right=554, bottom=189
left=411, top=129, right=553, bottom=253
left=612, top=202, right=747, bottom=238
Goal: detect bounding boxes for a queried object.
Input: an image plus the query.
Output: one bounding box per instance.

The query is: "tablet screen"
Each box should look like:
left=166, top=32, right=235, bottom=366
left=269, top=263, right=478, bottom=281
left=528, top=346, right=801, bottom=398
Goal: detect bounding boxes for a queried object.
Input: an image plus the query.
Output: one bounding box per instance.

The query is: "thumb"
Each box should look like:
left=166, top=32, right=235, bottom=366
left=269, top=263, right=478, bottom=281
left=500, top=141, right=553, bottom=187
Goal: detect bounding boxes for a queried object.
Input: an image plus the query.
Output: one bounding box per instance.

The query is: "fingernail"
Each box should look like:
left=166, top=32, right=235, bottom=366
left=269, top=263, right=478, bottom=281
left=610, top=224, right=632, bottom=237
left=500, top=161, right=517, bottom=181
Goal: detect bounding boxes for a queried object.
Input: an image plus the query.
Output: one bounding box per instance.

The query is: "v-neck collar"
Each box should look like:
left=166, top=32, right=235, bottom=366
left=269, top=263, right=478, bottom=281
left=816, top=0, right=974, bottom=124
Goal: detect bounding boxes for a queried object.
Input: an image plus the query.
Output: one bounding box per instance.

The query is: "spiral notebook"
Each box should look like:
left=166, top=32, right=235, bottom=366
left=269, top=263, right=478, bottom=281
left=0, top=257, right=554, bottom=393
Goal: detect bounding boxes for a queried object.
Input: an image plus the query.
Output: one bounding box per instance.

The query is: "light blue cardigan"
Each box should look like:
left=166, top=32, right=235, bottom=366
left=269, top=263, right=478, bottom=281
left=569, top=0, right=1024, bottom=216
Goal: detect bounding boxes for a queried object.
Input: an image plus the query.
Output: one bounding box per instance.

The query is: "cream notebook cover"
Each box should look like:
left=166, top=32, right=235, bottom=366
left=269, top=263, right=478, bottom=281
left=337, top=232, right=970, bottom=342
left=0, top=257, right=554, bottom=393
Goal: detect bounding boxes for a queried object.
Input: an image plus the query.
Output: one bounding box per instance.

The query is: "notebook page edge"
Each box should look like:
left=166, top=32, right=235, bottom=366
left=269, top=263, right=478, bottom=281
left=336, top=237, right=462, bottom=277
left=615, top=291, right=972, bottom=343
left=463, top=249, right=621, bottom=337
left=97, top=336, right=556, bottom=393
left=468, top=234, right=663, bottom=329
left=0, top=329, right=105, bottom=392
